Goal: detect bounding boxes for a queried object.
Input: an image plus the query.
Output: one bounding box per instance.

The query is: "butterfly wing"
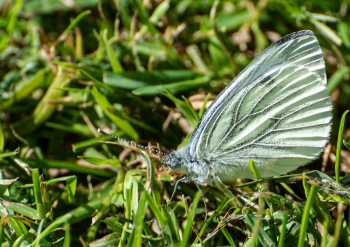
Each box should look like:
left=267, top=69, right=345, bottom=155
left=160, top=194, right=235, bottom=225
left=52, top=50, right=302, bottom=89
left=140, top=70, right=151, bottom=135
left=188, top=30, right=332, bottom=180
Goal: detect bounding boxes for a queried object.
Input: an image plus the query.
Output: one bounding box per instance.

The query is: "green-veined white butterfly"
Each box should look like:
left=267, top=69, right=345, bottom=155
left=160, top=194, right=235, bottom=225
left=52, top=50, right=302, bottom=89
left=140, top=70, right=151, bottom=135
left=162, top=30, right=332, bottom=189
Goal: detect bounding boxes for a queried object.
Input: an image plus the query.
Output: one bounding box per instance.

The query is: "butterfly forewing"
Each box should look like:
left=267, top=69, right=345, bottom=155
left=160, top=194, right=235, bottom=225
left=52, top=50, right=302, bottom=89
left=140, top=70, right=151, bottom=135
left=188, top=30, right=332, bottom=179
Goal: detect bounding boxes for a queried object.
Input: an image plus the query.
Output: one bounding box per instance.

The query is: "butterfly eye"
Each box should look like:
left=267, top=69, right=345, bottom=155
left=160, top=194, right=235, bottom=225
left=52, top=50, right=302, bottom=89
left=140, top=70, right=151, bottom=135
left=163, top=152, right=181, bottom=169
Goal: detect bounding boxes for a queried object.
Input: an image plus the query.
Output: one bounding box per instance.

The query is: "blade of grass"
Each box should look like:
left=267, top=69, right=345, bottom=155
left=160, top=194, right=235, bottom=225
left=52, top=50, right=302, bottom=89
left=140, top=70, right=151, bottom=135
left=104, top=70, right=198, bottom=89
left=198, top=93, right=211, bottom=118
left=327, top=66, right=350, bottom=93
left=8, top=217, right=28, bottom=238
left=297, top=183, right=319, bottom=247
left=129, top=191, right=148, bottom=247
left=1, top=200, right=40, bottom=220
left=278, top=213, right=288, bottom=247
left=192, top=197, right=231, bottom=245
left=180, top=191, right=201, bottom=247
left=31, top=194, right=109, bottom=246
left=244, top=213, right=276, bottom=247
left=163, top=91, right=199, bottom=129
left=91, top=87, right=138, bottom=140
left=80, top=69, right=114, bottom=93
left=331, top=203, right=344, bottom=247
left=132, top=76, right=210, bottom=96
left=266, top=209, right=277, bottom=243
left=0, top=148, right=19, bottom=158
left=63, top=223, right=71, bottom=247
left=321, top=220, right=328, bottom=247
left=32, top=169, right=45, bottom=219
left=335, top=110, right=349, bottom=183
left=129, top=0, right=158, bottom=36
left=221, top=226, right=237, bottom=247
left=102, top=29, right=123, bottom=73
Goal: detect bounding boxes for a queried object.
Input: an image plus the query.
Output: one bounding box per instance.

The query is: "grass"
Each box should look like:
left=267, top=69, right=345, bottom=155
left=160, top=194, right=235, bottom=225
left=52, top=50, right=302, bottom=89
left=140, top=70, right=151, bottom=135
left=0, top=0, right=350, bottom=246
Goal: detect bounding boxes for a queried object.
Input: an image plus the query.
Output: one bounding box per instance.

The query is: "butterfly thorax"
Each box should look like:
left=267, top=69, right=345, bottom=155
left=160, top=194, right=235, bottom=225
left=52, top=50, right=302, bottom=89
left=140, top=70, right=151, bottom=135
left=162, top=147, right=211, bottom=184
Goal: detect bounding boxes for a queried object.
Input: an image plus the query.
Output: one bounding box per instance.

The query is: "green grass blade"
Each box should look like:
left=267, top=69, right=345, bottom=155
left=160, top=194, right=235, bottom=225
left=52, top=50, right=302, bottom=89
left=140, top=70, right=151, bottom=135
left=297, top=184, right=319, bottom=247
left=180, top=191, right=201, bottom=247
left=192, top=197, right=231, bottom=245
left=278, top=213, right=288, bottom=247
left=32, top=169, right=45, bottom=219
left=91, top=87, right=139, bottom=140
left=335, top=110, right=349, bottom=183
left=129, top=192, right=148, bottom=247
left=327, top=66, right=350, bottom=93
left=132, top=77, right=210, bottom=96
left=31, top=194, right=109, bottom=246
left=244, top=213, right=276, bottom=247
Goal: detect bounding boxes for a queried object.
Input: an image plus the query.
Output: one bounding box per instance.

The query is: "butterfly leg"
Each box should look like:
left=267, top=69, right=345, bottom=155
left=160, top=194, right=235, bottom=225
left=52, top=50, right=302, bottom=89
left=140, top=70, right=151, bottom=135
left=169, top=175, right=191, bottom=201
left=194, top=181, right=208, bottom=221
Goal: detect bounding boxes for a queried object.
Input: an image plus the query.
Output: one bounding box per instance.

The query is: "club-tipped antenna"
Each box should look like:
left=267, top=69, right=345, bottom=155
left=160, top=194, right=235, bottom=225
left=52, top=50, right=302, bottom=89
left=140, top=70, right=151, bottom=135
left=97, top=129, right=167, bottom=156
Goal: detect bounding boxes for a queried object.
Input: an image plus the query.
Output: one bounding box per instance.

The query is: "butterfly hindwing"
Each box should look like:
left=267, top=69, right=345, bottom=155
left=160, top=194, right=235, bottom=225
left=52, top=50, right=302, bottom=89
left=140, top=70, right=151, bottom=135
left=187, top=30, right=332, bottom=179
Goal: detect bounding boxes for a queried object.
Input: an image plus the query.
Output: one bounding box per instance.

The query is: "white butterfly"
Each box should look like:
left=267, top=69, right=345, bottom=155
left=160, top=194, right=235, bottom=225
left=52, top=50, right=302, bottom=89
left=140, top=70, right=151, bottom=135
left=162, top=30, right=332, bottom=188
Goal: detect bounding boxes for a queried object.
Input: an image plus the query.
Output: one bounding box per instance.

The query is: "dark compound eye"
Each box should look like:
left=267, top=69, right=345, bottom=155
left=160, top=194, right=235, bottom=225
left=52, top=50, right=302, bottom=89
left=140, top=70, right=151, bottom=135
left=162, top=152, right=182, bottom=168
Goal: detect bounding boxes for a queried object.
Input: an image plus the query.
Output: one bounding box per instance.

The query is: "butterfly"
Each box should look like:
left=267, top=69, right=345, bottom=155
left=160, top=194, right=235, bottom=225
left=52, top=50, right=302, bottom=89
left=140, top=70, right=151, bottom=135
left=162, top=30, right=332, bottom=191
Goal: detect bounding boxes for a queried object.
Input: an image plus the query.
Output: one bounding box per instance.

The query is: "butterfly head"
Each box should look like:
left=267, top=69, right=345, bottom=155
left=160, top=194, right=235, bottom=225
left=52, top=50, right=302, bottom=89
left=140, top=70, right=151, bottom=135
left=162, top=152, right=181, bottom=169
left=162, top=149, right=189, bottom=175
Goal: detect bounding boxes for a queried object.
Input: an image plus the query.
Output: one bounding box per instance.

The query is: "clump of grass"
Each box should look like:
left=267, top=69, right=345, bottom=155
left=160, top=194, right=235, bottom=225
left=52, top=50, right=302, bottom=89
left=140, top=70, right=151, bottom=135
left=0, top=0, right=349, bottom=246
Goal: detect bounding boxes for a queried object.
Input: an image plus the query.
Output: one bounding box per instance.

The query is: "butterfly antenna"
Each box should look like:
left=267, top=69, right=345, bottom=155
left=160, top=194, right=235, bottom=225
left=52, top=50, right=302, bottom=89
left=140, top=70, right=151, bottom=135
left=97, top=129, right=166, bottom=156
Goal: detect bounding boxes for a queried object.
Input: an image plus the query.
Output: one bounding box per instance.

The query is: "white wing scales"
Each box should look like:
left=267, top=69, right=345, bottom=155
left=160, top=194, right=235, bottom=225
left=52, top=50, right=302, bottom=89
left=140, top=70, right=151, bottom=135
left=186, top=30, right=332, bottom=180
